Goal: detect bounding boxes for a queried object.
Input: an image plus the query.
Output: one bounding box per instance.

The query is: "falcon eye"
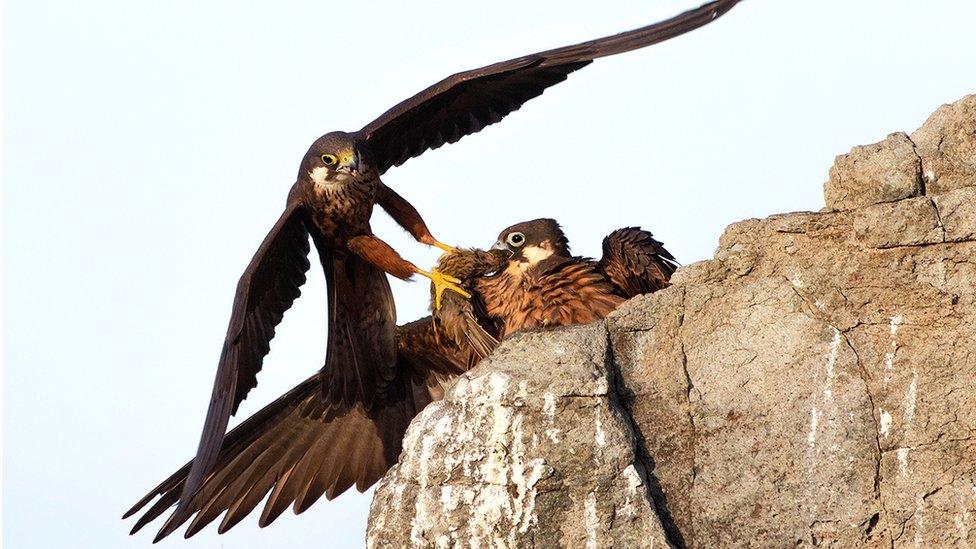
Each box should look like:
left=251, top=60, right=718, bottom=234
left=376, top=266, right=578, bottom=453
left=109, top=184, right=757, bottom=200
left=321, top=154, right=338, bottom=166
left=506, top=232, right=526, bottom=247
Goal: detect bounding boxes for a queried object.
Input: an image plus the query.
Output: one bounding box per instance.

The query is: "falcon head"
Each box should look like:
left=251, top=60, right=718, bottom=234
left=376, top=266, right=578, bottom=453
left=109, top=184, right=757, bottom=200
left=300, top=131, right=373, bottom=187
left=492, top=218, right=571, bottom=268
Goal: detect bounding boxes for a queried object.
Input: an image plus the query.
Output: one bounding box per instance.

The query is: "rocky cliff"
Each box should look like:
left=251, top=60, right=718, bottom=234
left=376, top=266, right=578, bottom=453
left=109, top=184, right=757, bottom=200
left=367, top=95, right=976, bottom=548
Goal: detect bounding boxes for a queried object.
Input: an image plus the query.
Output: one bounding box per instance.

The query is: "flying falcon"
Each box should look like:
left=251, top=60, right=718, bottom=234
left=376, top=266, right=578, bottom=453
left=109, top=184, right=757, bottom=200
left=131, top=0, right=740, bottom=540
left=126, top=220, right=676, bottom=538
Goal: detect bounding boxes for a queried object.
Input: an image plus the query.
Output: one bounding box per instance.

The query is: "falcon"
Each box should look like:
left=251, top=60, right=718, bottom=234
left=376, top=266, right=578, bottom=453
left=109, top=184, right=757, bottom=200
left=130, top=0, right=740, bottom=540
left=436, top=219, right=677, bottom=352
left=125, top=219, right=676, bottom=539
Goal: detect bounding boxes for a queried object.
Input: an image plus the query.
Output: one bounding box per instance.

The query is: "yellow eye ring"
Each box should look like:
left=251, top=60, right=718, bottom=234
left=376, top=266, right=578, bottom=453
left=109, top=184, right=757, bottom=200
left=321, top=154, right=338, bottom=166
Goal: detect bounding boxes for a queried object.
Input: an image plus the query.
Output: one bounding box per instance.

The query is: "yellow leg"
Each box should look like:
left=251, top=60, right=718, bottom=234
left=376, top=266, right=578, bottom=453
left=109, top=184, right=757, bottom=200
left=417, top=268, right=471, bottom=310
left=432, top=241, right=456, bottom=254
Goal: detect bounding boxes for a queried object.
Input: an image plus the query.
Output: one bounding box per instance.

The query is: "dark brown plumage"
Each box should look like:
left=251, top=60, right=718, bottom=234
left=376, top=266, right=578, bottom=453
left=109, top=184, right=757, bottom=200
left=130, top=0, right=739, bottom=540
left=428, top=219, right=677, bottom=358
left=360, top=0, right=741, bottom=174
left=599, top=227, right=679, bottom=296
left=477, top=219, right=677, bottom=337
left=124, top=317, right=478, bottom=539
left=126, top=221, right=676, bottom=539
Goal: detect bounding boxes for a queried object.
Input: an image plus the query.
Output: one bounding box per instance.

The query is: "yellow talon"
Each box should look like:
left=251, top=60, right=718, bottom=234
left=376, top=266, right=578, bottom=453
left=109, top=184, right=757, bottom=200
left=418, top=268, right=471, bottom=310
left=433, top=241, right=456, bottom=254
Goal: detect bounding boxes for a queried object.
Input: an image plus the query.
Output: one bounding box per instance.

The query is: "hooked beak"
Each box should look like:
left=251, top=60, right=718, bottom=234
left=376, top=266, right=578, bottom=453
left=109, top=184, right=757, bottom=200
left=492, top=240, right=515, bottom=258
left=338, top=150, right=365, bottom=177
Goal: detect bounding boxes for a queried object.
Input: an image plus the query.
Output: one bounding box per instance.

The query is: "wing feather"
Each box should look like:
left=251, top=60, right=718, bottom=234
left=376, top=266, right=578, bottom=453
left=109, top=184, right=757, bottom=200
left=127, top=318, right=480, bottom=540
left=359, top=0, right=741, bottom=173
left=598, top=227, right=678, bottom=297
left=157, top=198, right=311, bottom=538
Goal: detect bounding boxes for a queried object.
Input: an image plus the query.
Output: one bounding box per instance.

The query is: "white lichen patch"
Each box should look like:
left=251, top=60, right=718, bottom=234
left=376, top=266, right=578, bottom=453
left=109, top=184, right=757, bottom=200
left=880, top=409, right=893, bottom=437
left=593, top=371, right=610, bottom=396
left=897, top=448, right=911, bottom=478
left=401, top=370, right=556, bottom=548
left=808, top=328, right=841, bottom=448
left=904, top=367, right=918, bottom=426
left=543, top=392, right=561, bottom=443
left=824, top=328, right=841, bottom=401
left=617, top=465, right=643, bottom=520
left=594, top=403, right=606, bottom=448
left=954, top=492, right=970, bottom=546
left=585, top=492, right=599, bottom=549
left=883, top=315, right=903, bottom=385
left=807, top=406, right=820, bottom=448
left=913, top=495, right=926, bottom=548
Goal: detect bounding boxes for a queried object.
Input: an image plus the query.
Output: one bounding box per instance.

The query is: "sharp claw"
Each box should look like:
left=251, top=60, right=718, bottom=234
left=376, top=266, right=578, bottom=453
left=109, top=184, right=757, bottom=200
left=420, top=268, right=471, bottom=310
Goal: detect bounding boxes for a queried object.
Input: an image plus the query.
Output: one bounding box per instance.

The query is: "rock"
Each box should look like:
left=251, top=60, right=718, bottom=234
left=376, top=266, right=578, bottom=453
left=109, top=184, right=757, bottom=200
left=933, top=186, right=976, bottom=243
left=824, top=132, right=922, bottom=211
left=825, top=95, right=976, bottom=211
left=911, top=94, right=976, bottom=195
left=368, top=95, right=976, bottom=548
left=853, top=196, right=943, bottom=249
left=367, top=325, right=672, bottom=549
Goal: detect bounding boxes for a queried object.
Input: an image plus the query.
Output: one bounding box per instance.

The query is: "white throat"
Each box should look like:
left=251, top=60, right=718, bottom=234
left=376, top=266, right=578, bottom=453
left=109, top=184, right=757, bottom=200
left=309, top=167, right=345, bottom=194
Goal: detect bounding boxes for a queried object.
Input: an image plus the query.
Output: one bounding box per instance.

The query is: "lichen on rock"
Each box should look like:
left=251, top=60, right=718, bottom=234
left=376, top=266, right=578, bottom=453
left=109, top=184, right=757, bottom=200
left=367, top=325, right=671, bottom=548
left=368, top=95, right=976, bottom=548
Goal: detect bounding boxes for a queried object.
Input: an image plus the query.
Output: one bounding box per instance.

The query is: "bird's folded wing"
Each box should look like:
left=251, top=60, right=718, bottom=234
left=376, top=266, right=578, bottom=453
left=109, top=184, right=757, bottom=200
left=357, top=0, right=741, bottom=174
left=126, top=317, right=476, bottom=540
left=160, top=197, right=312, bottom=538
left=598, top=227, right=678, bottom=297
left=316, top=242, right=398, bottom=409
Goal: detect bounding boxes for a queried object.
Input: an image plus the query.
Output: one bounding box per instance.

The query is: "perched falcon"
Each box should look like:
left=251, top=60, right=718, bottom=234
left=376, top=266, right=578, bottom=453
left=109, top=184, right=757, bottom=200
left=430, top=219, right=677, bottom=357
left=130, top=0, right=739, bottom=540
left=476, top=218, right=678, bottom=338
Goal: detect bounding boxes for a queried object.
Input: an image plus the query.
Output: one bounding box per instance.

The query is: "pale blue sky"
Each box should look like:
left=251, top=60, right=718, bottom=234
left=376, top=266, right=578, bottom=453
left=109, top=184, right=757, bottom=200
left=4, top=1, right=974, bottom=547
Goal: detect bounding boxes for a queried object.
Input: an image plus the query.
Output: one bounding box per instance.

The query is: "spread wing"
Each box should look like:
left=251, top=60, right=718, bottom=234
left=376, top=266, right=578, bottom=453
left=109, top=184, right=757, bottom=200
left=160, top=197, right=312, bottom=537
left=357, top=0, right=741, bottom=174
left=598, top=227, right=678, bottom=297
left=125, top=318, right=476, bottom=541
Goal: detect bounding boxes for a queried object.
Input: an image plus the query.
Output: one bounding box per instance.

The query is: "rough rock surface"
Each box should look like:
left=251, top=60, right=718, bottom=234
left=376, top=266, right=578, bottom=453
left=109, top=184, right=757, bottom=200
left=367, top=325, right=672, bottom=549
left=369, top=95, right=976, bottom=548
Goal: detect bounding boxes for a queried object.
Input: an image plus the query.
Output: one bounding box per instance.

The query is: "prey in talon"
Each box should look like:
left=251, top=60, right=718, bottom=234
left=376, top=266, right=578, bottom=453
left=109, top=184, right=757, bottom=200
left=421, top=266, right=470, bottom=310
left=430, top=248, right=510, bottom=358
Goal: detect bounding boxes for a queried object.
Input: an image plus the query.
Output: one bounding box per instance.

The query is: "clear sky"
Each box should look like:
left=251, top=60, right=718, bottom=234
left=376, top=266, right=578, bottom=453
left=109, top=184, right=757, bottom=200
left=4, top=1, right=974, bottom=547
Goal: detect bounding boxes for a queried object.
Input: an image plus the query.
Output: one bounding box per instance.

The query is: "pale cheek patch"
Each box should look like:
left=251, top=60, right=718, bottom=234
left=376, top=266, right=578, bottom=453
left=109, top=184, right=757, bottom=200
left=520, top=244, right=553, bottom=266
left=309, top=167, right=330, bottom=186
